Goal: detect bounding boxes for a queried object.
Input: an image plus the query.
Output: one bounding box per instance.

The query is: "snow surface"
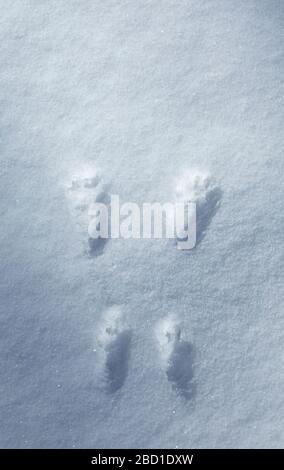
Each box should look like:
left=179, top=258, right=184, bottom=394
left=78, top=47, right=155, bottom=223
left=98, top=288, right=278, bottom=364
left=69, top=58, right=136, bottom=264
left=0, top=0, right=284, bottom=449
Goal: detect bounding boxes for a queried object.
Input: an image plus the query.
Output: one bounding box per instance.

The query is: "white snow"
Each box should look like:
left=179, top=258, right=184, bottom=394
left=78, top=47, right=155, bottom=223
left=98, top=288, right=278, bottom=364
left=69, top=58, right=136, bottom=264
left=0, top=0, right=283, bottom=449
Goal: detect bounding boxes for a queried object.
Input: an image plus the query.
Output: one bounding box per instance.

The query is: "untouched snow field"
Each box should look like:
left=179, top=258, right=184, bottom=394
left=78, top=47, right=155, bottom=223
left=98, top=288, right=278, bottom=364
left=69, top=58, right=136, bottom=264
left=0, top=0, right=284, bottom=448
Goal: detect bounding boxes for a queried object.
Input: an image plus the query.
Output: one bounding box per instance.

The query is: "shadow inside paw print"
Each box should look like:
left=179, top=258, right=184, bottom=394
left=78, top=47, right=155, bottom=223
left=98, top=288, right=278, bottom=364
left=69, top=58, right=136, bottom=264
left=104, top=329, right=132, bottom=394
left=166, top=340, right=195, bottom=400
left=88, top=237, right=108, bottom=257
left=196, top=186, right=222, bottom=245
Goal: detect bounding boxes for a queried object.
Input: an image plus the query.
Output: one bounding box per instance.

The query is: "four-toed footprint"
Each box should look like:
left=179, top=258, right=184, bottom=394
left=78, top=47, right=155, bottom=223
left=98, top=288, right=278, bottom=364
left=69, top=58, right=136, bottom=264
left=95, top=306, right=132, bottom=394
left=64, top=164, right=110, bottom=255
left=175, top=168, right=222, bottom=245
left=155, top=315, right=195, bottom=399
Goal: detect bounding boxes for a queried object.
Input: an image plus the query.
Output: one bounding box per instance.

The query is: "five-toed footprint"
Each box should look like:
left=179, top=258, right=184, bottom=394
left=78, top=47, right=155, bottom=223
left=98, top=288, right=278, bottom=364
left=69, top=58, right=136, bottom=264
left=95, top=306, right=131, bottom=394
left=155, top=315, right=195, bottom=399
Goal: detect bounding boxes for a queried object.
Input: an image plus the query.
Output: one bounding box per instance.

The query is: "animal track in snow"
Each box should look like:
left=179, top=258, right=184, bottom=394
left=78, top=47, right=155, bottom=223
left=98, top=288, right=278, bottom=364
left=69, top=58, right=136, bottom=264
left=64, top=164, right=110, bottom=255
left=175, top=169, right=222, bottom=245
left=156, top=315, right=194, bottom=399
left=95, top=306, right=131, bottom=394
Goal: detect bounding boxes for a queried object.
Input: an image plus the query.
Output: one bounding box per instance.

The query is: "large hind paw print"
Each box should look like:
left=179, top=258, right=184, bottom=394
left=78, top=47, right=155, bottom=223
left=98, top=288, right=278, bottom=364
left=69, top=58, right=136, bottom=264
left=95, top=306, right=131, bottom=394
left=66, top=166, right=101, bottom=212
left=64, top=164, right=110, bottom=255
left=156, top=315, right=195, bottom=399
left=175, top=169, right=222, bottom=245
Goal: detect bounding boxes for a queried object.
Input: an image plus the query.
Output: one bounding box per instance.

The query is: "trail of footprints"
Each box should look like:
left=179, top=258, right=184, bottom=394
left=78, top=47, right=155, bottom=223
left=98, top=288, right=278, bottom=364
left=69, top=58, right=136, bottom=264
left=94, top=307, right=194, bottom=398
left=64, top=164, right=222, bottom=254
left=64, top=164, right=221, bottom=397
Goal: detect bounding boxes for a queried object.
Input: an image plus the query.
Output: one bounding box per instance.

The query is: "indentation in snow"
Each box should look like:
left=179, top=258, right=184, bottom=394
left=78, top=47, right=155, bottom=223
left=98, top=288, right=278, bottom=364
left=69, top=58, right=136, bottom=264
left=65, top=165, right=101, bottom=209
left=64, top=164, right=109, bottom=256
left=156, top=315, right=195, bottom=399
left=95, top=306, right=131, bottom=394
left=175, top=169, right=222, bottom=244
